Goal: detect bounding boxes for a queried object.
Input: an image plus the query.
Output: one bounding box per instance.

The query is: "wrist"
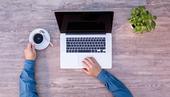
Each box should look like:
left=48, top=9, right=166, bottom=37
left=25, top=57, right=36, bottom=61
left=97, top=69, right=106, bottom=79
left=25, top=59, right=35, bottom=64
left=95, top=69, right=102, bottom=77
left=25, top=55, right=36, bottom=60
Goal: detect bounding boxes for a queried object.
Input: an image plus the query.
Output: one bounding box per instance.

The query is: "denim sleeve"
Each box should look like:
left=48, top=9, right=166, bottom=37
left=97, top=69, right=133, bottom=97
left=19, top=60, right=39, bottom=97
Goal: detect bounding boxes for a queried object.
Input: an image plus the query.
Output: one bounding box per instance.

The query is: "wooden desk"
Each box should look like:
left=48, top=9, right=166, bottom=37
left=0, top=0, right=170, bottom=97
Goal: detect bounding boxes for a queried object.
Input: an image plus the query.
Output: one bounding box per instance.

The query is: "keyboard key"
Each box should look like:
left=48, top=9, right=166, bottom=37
left=66, top=37, right=106, bottom=53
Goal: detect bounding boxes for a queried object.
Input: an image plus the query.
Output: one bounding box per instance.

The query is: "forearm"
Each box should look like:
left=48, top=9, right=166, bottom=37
left=19, top=60, right=38, bottom=97
left=97, top=69, right=133, bottom=97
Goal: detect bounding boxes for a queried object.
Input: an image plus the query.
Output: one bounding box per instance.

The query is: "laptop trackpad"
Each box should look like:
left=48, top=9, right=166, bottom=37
left=78, top=54, right=103, bottom=68
left=60, top=54, right=79, bottom=68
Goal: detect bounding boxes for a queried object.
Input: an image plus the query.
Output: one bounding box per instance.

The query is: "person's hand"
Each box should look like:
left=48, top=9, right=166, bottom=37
left=82, top=57, right=102, bottom=77
left=24, top=43, right=36, bottom=60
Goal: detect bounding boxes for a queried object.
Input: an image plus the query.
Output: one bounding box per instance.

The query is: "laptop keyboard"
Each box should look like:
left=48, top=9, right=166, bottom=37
left=66, top=37, right=106, bottom=53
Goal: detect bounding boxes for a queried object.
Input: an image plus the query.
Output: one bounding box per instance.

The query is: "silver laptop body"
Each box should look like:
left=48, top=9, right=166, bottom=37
left=55, top=11, right=113, bottom=69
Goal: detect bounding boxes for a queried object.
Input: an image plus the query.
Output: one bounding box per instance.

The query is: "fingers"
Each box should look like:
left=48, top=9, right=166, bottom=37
left=82, top=61, right=90, bottom=75
left=84, top=57, right=97, bottom=66
left=86, top=57, right=95, bottom=65
left=24, top=43, right=36, bottom=60
left=83, top=58, right=92, bottom=68
left=82, top=68, right=90, bottom=75
left=31, top=44, right=36, bottom=53
left=90, top=57, right=99, bottom=66
left=26, top=42, right=36, bottom=51
left=82, top=57, right=101, bottom=77
left=83, top=57, right=100, bottom=67
left=27, top=43, right=32, bottom=49
left=90, top=57, right=97, bottom=63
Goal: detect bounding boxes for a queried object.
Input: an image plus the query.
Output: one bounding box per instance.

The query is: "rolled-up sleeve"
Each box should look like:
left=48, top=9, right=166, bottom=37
left=19, top=60, right=38, bottom=97
left=97, top=69, right=133, bottom=97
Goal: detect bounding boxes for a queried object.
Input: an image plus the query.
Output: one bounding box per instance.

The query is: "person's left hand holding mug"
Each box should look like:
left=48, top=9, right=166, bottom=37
left=24, top=43, right=37, bottom=60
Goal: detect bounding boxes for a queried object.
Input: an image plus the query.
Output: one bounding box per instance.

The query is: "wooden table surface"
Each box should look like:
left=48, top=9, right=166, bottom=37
left=0, top=0, right=170, bottom=97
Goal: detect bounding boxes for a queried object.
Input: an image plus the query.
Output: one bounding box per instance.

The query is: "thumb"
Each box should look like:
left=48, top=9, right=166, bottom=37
left=31, top=44, right=36, bottom=53
left=27, top=43, right=32, bottom=49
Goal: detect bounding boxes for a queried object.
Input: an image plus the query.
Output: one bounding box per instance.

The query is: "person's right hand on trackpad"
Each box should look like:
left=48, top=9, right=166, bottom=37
left=82, top=57, right=102, bottom=77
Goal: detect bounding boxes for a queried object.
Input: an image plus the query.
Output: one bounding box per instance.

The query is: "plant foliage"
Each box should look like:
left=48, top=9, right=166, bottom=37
left=128, top=6, right=157, bottom=33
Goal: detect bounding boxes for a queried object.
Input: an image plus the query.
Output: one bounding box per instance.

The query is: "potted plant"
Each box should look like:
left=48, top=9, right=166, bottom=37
left=128, top=6, right=157, bottom=33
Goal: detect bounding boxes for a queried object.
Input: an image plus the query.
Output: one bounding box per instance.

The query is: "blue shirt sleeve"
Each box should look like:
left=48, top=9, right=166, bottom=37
left=19, top=60, right=39, bottom=97
left=97, top=69, right=133, bottom=97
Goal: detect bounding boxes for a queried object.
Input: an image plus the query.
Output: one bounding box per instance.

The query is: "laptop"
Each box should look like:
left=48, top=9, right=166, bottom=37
left=54, top=11, right=113, bottom=69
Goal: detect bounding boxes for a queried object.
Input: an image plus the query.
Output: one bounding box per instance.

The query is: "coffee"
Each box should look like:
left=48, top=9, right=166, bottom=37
left=33, top=33, right=43, bottom=44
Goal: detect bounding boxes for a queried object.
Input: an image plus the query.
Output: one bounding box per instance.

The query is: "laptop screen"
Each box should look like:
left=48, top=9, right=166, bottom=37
left=67, top=22, right=105, bottom=31
left=55, top=11, right=113, bottom=34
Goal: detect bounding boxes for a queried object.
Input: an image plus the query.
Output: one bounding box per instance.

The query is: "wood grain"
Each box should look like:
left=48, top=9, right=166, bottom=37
left=0, top=0, right=170, bottom=97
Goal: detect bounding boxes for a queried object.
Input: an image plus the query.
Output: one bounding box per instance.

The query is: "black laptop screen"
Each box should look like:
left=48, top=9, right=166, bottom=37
left=67, top=22, right=105, bottom=31
left=55, top=12, right=113, bottom=34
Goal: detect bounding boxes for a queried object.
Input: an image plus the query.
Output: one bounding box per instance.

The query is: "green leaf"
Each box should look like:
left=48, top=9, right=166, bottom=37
left=129, top=6, right=157, bottom=33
